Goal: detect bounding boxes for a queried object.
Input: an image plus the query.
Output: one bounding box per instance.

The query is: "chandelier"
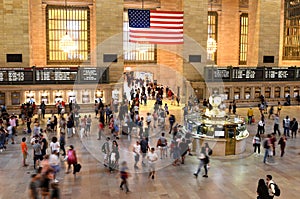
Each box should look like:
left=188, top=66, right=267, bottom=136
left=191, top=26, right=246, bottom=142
left=207, top=37, right=217, bottom=54
left=59, top=0, right=77, bottom=53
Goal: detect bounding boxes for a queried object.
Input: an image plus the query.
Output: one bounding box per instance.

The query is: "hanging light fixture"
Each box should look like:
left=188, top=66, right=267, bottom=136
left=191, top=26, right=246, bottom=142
left=59, top=0, right=77, bottom=53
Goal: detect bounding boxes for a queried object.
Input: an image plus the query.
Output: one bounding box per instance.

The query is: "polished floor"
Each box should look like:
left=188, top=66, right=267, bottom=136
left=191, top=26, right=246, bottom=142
left=0, top=101, right=299, bottom=199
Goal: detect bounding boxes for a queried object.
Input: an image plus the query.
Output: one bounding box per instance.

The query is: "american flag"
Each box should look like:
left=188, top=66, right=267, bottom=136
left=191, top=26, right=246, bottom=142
left=128, top=9, right=184, bottom=44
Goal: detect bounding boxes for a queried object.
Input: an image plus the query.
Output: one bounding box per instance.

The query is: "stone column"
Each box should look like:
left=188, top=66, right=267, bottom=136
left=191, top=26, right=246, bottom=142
left=280, top=87, right=285, bottom=98
left=217, top=0, right=240, bottom=66
left=6, top=91, right=11, bottom=106
left=240, top=87, right=245, bottom=100
left=270, top=87, right=275, bottom=99
left=251, top=87, right=255, bottom=100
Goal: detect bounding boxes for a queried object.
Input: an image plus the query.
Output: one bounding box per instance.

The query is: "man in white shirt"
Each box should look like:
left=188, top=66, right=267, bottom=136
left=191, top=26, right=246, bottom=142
left=147, top=147, right=158, bottom=180
left=266, top=174, right=276, bottom=199
left=133, top=140, right=141, bottom=169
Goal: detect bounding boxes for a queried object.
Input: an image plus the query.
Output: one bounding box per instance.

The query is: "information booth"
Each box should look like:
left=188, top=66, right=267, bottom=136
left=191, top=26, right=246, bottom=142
left=184, top=99, right=249, bottom=157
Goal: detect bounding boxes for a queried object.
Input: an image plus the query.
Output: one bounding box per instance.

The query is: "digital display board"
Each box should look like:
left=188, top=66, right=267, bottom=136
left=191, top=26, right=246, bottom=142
left=35, top=67, right=78, bottom=84
left=0, top=68, right=33, bottom=84
left=264, top=68, right=295, bottom=81
left=232, top=68, right=264, bottom=81
left=79, top=68, right=99, bottom=82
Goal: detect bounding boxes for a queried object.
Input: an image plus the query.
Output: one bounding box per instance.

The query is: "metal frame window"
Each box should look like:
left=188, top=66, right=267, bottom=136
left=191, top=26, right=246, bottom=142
left=283, top=0, right=300, bottom=60
left=208, top=11, right=218, bottom=63
left=123, top=11, right=156, bottom=64
left=46, top=6, right=90, bottom=65
left=239, top=13, right=248, bottom=65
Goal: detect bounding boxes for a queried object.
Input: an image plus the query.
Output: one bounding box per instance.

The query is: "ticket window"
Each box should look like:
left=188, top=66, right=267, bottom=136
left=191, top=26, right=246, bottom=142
left=294, top=87, right=299, bottom=98
left=234, top=88, right=240, bottom=100
left=12, top=92, right=20, bottom=105
left=223, top=88, right=230, bottom=100
left=284, top=87, right=290, bottom=98
left=95, top=90, right=104, bottom=103
left=54, top=91, right=63, bottom=104
left=40, top=91, right=49, bottom=104
left=244, top=87, right=251, bottom=100
left=0, top=93, right=5, bottom=105
left=274, top=87, right=280, bottom=98
left=255, top=87, right=261, bottom=99
left=26, top=91, right=35, bottom=104
left=82, top=90, right=90, bottom=104
left=265, top=87, right=271, bottom=98
left=67, top=91, right=76, bottom=103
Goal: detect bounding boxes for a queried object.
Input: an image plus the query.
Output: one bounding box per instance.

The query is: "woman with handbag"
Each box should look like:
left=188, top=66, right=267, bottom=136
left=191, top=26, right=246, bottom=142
left=66, top=145, right=77, bottom=175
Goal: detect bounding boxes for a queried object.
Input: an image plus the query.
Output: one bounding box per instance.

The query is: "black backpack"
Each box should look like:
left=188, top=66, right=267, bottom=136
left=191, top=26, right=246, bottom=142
left=270, top=182, right=281, bottom=196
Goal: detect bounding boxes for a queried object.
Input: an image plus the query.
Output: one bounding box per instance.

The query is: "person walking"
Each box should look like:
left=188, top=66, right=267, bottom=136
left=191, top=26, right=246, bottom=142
left=193, top=153, right=209, bottom=178
left=33, top=139, right=43, bottom=170
left=147, top=147, right=158, bottom=180
left=273, top=114, right=281, bottom=136
left=277, top=102, right=282, bottom=116
left=168, top=114, right=176, bottom=134
left=256, top=179, right=270, bottom=199
left=140, top=137, right=149, bottom=166
left=283, top=116, right=290, bottom=137
left=133, top=140, right=141, bottom=169
left=21, top=137, right=29, bottom=167
left=179, top=138, right=189, bottom=164
left=253, top=133, right=261, bottom=156
left=268, top=106, right=274, bottom=119
left=263, top=134, right=271, bottom=164
left=257, top=118, right=265, bottom=134
left=98, top=120, right=104, bottom=140
left=290, top=118, right=298, bottom=139
left=156, top=133, right=168, bottom=159
left=247, top=107, right=254, bottom=125
left=102, top=137, right=111, bottom=167
left=119, top=161, right=130, bottom=193
left=66, top=145, right=77, bottom=176
left=266, top=175, right=276, bottom=199
left=278, top=135, right=287, bottom=157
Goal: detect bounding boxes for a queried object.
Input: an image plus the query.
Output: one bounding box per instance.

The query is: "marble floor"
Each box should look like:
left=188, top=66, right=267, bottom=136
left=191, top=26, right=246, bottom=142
left=1, top=101, right=299, bottom=199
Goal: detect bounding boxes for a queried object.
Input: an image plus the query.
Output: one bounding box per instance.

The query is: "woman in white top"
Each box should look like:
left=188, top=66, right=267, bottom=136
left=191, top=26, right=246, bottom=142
left=133, top=141, right=141, bottom=169
left=49, top=136, right=60, bottom=156
left=147, top=147, right=158, bottom=180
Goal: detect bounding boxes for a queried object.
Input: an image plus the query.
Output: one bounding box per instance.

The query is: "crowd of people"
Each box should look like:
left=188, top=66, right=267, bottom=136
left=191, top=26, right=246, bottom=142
left=1, top=75, right=298, bottom=198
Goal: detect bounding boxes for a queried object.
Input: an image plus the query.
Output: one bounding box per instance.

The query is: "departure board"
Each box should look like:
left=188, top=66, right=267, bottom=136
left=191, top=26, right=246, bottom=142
left=35, top=67, right=78, bottom=84
left=0, top=68, right=33, bottom=84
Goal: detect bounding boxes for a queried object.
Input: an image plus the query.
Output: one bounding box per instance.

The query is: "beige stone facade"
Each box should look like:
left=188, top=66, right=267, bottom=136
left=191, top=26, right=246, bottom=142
left=0, top=0, right=299, bottom=106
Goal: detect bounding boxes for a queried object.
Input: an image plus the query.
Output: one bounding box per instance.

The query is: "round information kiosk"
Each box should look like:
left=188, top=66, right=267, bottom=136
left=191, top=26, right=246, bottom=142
left=184, top=95, right=249, bottom=156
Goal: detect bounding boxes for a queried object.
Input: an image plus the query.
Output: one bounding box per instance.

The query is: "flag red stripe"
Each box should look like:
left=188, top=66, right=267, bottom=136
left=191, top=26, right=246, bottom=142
left=130, top=30, right=183, bottom=34
left=151, top=10, right=184, bottom=14
left=150, top=21, right=183, bottom=25
left=130, top=40, right=183, bottom=44
left=130, top=35, right=183, bottom=39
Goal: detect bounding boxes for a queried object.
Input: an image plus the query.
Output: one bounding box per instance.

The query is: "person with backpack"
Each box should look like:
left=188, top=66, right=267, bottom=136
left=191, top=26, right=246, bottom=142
left=266, top=174, right=281, bottom=198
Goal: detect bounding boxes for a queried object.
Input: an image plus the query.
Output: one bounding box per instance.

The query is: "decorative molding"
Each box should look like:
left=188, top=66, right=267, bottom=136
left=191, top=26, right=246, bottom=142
left=239, top=0, right=249, bottom=8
